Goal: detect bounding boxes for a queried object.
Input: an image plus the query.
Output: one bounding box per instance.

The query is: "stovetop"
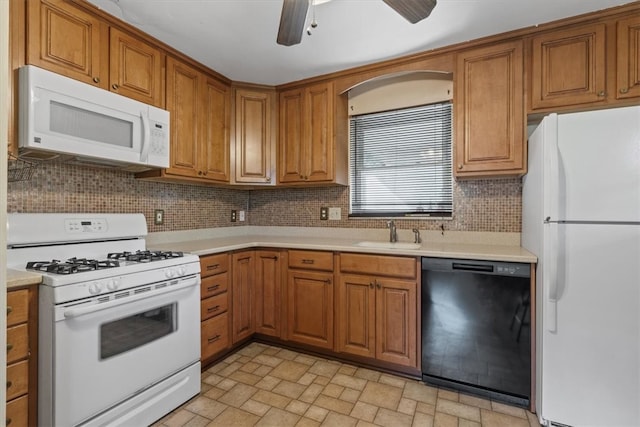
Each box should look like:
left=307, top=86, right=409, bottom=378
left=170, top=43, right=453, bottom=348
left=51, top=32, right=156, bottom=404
left=25, top=251, right=186, bottom=275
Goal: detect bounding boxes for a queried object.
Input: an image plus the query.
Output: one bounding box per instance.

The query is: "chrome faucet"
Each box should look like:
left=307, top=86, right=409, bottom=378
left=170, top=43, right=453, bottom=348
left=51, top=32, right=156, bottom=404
left=412, top=228, right=421, bottom=244
left=387, top=220, right=397, bottom=243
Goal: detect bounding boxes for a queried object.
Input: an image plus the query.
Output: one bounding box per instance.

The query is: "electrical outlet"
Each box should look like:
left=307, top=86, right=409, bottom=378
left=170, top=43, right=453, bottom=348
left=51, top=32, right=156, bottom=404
left=231, top=210, right=237, bottom=222
left=320, top=207, right=329, bottom=220
left=328, top=207, right=341, bottom=220
left=239, top=210, right=245, bottom=222
left=154, top=209, right=164, bottom=225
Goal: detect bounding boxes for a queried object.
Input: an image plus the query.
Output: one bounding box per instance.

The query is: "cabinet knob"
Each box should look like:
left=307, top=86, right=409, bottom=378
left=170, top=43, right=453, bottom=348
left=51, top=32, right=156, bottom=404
left=6, top=306, right=12, bottom=315
left=6, top=343, right=13, bottom=352
left=369, top=282, right=374, bottom=288
left=620, top=87, right=629, bottom=94
left=597, top=91, right=606, bottom=97
left=112, top=84, right=119, bottom=90
left=266, top=177, right=271, bottom=183
left=458, top=164, right=463, bottom=169
left=376, top=282, right=381, bottom=289
left=6, top=380, right=13, bottom=389
left=198, top=171, right=203, bottom=176
left=93, top=77, right=100, bottom=84
left=6, top=417, right=12, bottom=425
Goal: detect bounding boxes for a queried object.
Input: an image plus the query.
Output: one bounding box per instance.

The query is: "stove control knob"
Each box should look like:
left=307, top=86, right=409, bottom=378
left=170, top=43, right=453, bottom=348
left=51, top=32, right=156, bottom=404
left=178, top=266, right=186, bottom=276
left=106, top=279, right=119, bottom=291
left=89, top=281, right=103, bottom=295
left=165, top=268, right=176, bottom=278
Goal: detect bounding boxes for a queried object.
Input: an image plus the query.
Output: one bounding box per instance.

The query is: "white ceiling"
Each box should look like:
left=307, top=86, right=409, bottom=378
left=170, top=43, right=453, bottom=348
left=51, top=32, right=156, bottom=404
left=86, top=0, right=632, bottom=86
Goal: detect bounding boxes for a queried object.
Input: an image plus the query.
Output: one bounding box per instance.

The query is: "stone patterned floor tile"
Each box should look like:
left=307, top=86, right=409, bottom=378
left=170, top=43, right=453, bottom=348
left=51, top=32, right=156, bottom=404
left=154, top=343, right=542, bottom=427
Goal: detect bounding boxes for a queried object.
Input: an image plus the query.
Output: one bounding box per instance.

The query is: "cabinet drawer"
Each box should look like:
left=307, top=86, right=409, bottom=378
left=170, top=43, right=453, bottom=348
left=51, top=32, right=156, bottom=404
left=340, top=253, right=417, bottom=279
left=7, top=290, right=29, bottom=327
left=6, top=324, right=29, bottom=364
left=201, top=313, right=229, bottom=360
left=201, top=272, right=229, bottom=299
left=201, top=292, right=228, bottom=321
left=6, top=394, right=28, bottom=427
left=6, top=360, right=29, bottom=401
left=289, top=250, right=333, bottom=271
left=200, top=253, right=229, bottom=277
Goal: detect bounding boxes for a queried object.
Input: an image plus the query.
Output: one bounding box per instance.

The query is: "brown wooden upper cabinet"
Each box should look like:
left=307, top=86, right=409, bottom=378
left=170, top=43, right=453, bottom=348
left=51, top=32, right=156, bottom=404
left=232, top=87, right=276, bottom=185
left=530, top=14, right=640, bottom=110
left=454, top=40, right=526, bottom=178
left=138, top=57, right=230, bottom=183
left=278, top=81, right=348, bottom=186
left=27, top=0, right=165, bottom=108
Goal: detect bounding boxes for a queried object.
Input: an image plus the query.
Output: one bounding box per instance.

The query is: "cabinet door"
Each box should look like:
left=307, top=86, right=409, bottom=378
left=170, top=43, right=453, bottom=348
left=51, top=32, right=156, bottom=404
left=202, top=76, right=231, bottom=182
left=337, top=274, right=376, bottom=359
left=109, top=27, right=164, bottom=107
left=455, top=40, right=525, bottom=177
left=278, top=88, right=305, bottom=183
left=234, top=89, right=274, bottom=184
left=165, top=57, right=200, bottom=178
left=27, top=0, right=108, bottom=88
left=376, top=278, right=417, bottom=368
left=305, top=82, right=334, bottom=182
left=255, top=250, right=282, bottom=337
left=617, top=14, right=640, bottom=100
left=287, top=270, right=334, bottom=349
left=531, top=23, right=606, bottom=108
left=232, top=252, right=255, bottom=344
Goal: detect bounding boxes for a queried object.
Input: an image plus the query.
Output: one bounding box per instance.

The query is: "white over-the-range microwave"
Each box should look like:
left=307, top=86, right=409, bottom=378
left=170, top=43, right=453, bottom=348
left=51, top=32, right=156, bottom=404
left=19, top=65, right=170, bottom=171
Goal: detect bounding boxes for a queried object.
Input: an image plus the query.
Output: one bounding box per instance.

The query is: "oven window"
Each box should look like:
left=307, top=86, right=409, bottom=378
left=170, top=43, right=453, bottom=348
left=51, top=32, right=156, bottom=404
left=100, top=303, right=176, bottom=360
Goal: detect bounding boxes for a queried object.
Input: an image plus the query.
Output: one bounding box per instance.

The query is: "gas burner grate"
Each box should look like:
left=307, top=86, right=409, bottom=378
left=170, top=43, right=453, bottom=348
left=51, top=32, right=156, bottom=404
left=107, top=250, right=184, bottom=263
left=26, top=258, right=120, bottom=274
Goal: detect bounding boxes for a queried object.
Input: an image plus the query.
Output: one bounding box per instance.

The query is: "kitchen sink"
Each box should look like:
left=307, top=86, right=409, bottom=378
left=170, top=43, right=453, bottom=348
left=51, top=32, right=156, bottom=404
left=354, top=241, right=422, bottom=250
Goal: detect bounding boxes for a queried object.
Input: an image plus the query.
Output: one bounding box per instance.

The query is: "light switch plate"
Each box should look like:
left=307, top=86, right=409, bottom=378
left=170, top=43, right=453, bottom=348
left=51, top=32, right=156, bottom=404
left=328, top=207, right=341, bottom=220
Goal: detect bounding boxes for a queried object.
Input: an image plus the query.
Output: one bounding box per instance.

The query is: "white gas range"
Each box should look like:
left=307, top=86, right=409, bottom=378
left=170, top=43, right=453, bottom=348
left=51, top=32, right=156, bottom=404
left=6, top=213, right=201, bottom=427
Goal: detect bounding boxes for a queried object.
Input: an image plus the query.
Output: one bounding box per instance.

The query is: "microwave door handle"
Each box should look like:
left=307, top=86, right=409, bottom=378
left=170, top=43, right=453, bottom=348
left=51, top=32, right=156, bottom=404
left=140, top=111, right=151, bottom=163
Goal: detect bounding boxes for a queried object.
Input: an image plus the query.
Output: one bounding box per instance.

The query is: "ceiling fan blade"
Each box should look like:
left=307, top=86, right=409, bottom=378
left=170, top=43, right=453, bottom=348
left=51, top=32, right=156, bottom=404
left=382, top=0, right=437, bottom=24
left=277, top=0, right=310, bottom=46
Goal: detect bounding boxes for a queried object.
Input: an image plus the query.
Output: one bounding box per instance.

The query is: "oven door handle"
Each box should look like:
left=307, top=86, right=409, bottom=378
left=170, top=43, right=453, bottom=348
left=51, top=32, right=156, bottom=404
left=62, top=277, right=199, bottom=320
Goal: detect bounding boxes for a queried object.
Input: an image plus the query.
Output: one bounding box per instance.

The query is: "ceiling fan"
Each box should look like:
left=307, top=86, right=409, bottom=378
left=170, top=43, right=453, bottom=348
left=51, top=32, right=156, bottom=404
left=277, top=0, right=437, bottom=46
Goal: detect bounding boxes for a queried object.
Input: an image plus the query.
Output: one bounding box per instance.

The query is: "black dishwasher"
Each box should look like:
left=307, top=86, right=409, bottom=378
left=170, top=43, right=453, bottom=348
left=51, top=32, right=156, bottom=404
left=421, top=257, right=531, bottom=407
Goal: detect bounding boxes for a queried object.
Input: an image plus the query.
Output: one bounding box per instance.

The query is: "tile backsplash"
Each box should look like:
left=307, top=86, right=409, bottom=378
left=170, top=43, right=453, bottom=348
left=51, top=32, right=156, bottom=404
left=7, top=163, right=521, bottom=233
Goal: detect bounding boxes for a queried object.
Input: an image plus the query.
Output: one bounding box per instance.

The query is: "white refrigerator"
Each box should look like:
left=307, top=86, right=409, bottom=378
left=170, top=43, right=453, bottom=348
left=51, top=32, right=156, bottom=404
left=522, top=105, right=640, bottom=427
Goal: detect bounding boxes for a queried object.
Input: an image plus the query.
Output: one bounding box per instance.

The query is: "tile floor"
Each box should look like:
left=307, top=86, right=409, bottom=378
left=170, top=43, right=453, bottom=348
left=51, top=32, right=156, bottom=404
left=152, top=343, right=541, bottom=427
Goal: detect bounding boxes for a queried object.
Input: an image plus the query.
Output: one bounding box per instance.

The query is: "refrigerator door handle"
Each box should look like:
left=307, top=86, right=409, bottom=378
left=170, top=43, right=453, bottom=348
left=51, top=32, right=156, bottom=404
left=545, top=222, right=559, bottom=332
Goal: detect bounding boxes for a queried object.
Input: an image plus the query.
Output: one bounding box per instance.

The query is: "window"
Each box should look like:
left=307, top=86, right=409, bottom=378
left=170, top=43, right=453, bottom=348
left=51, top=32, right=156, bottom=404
left=349, top=102, right=453, bottom=217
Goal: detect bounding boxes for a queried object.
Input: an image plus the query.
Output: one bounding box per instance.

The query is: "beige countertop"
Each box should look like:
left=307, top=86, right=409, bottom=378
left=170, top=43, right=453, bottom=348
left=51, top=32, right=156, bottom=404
left=7, top=268, right=42, bottom=289
left=148, top=227, right=537, bottom=263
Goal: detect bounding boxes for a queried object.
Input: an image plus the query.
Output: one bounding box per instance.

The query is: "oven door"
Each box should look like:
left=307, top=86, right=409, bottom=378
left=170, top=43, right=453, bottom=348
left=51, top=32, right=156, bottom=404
left=52, top=276, right=200, bottom=426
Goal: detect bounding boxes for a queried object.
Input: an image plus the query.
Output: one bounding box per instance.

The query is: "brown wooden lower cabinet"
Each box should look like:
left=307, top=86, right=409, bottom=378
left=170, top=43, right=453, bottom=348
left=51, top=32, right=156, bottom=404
left=6, top=286, right=38, bottom=427
left=286, top=269, right=334, bottom=350
left=337, top=274, right=418, bottom=368
left=254, top=250, right=283, bottom=337
left=232, top=251, right=255, bottom=343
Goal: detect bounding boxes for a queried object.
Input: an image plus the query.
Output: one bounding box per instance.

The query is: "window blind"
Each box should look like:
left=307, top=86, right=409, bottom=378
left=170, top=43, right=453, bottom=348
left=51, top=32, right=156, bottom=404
left=349, top=102, right=453, bottom=217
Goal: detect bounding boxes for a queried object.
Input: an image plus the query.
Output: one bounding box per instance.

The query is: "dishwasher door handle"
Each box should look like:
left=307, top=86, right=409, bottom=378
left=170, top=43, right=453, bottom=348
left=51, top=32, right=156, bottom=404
left=451, top=262, right=494, bottom=273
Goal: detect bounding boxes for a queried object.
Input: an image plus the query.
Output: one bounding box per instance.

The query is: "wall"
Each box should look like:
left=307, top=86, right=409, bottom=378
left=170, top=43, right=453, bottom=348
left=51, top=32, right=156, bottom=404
left=7, top=163, right=521, bottom=233
left=7, top=162, right=249, bottom=232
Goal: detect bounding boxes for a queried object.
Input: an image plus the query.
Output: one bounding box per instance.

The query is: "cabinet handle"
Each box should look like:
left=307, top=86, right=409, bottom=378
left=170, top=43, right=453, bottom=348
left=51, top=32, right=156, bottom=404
left=206, top=264, right=220, bottom=271
left=198, top=171, right=203, bottom=176
left=206, top=284, right=220, bottom=292
left=376, top=281, right=381, bottom=289
left=597, top=90, right=606, bottom=97
left=92, top=77, right=100, bottom=84
left=6, top=418, right=11, bottom=425
left=7, top=343, right=13, bottom=352
left=263, top=255, right=278, bottom=260
left=301, top=259, right=315, bottom=264
left=6, top=380, right=12, bottom=389
left=620, top=87, right=629, bottom=94
left=207, top=334, right=221, bottom=343
left=6, top=306, right=12, bottom=315
left=369, top=282, right=374, bottom=288
left=112, top=83, right=119, bottom=90
left=207, top=305, right=220, bottom=313
left=324, top=279, right=332, bottom=285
